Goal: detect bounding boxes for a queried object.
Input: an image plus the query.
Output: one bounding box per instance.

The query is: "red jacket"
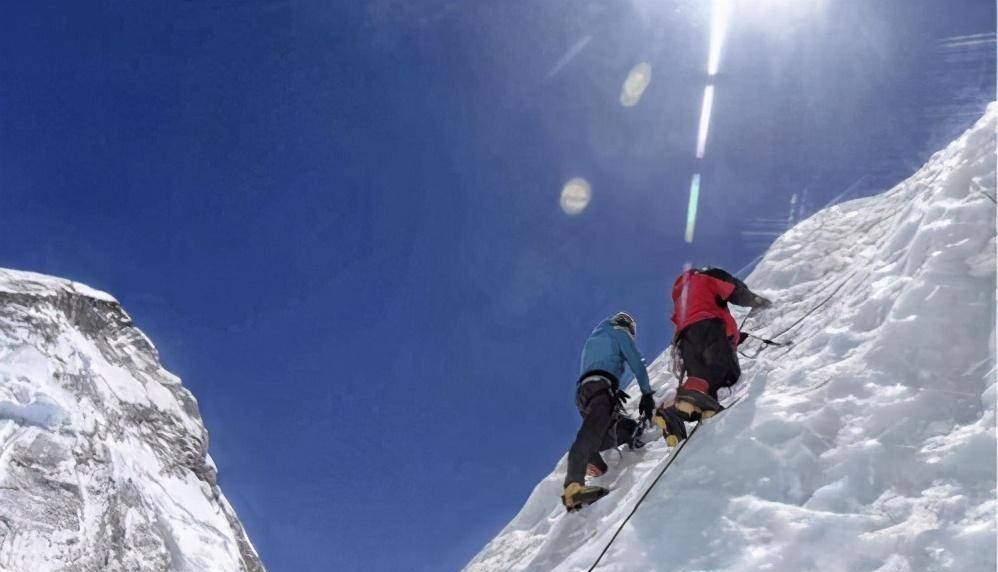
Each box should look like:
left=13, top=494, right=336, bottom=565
left=671, top=270, right=740, bottom=344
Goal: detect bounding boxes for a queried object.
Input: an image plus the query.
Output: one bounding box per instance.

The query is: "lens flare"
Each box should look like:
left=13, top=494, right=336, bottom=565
left=685, top=174, right=701, bottom=243
left=707, top=0, right=734, bottom=76
left=619, top=62, right=653, bottom=107
left=695, top=85, right=715, bottom=159
left=560, top=178, right=592, bottom=215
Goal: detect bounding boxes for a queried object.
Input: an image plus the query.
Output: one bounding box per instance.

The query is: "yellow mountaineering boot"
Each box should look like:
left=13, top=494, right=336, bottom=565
left=674, top=387, right=723, bottom=421
left=652, top=405, right=688, bottom=447
left=561, top=482, right=609, bottom=513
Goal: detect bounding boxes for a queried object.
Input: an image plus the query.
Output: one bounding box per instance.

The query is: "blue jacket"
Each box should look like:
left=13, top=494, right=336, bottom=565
left=579, top=317, right=652, bottom=395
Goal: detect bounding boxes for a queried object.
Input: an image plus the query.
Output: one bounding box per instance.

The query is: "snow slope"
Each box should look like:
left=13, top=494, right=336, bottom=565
left=466, top=105, right=997, bottom=572
left=0, top=269, right=264, bottom=571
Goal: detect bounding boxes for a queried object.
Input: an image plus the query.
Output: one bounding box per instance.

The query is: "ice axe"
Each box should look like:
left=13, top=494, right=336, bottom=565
left=741, top=331, right=792, bottom=347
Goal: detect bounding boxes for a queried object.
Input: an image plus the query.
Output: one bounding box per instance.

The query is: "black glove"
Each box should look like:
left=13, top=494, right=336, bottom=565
left=751, top=295, right=772, bottom=309
left=614, top=390, right=631, bottom=407
left=739, top=331, right=750, bottom=344
left=639, top=393, right=656, bottom=421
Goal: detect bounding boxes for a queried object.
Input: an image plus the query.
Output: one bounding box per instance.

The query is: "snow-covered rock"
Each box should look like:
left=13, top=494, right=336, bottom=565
left=466, top=104, right=997, bottom=572
left=0, top=269, right=263, bottom=571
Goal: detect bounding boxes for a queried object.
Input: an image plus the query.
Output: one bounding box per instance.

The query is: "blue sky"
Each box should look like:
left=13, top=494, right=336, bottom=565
left=1, top=1, right=993, bottom=570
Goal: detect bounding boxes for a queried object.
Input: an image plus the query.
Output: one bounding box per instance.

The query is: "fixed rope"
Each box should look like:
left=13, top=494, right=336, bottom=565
left=739, top=269, right=859, bottom=359
left=734, top=183, right=923, bottom=359
left=586, top=422, right=702, bottom=571
left=768, top=269, right=858, bottom=339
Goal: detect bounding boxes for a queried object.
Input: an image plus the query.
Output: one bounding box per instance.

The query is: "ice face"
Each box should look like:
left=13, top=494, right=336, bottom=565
left=466, top=105, right=997, bottom=572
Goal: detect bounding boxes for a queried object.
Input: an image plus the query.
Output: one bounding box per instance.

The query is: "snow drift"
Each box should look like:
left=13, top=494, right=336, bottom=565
left=0, top=270, right=264, bottom=571
left=466, top=105, right=997, bottom=571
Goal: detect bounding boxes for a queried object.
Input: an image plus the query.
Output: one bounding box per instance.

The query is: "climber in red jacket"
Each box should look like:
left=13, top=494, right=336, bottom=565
left=655, top=267, right=772, bottom=442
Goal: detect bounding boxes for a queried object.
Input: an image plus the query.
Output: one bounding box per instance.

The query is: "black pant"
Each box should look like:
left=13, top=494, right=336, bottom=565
left=678, top=319, right=741, bottom=399
left=564, top=378, right=638, bottom=486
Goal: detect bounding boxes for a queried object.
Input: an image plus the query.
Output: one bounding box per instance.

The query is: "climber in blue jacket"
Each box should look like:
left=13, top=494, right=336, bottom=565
left=561, top=312, right=656, bottom=512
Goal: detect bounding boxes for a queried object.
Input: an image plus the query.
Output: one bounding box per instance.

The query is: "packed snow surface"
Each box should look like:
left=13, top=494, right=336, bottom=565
left=0, top=270, right=263, bottom=571
left=467, top=106, right=997, bottom=571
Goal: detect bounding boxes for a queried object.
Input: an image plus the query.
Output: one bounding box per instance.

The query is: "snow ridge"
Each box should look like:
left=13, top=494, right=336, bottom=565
left=0, top=269, right=264, bottom=571
left=466, top=105, right=997, bottom=572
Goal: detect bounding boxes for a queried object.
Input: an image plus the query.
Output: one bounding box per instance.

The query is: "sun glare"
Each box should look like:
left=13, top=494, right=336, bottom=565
left=707, top=0, right=734, bottom=76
